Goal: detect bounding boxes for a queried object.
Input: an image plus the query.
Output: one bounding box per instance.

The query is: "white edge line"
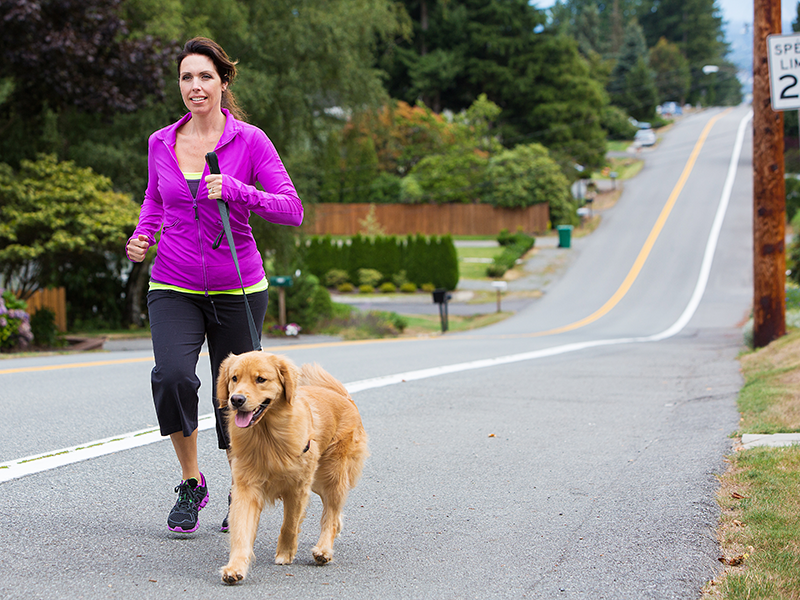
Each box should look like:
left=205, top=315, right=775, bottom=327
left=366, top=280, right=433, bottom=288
left=0, top=110, right=752, bottom=484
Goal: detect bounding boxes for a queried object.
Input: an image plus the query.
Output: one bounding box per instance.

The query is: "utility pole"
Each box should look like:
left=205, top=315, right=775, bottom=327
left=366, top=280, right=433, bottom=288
left=753, top=0, right=786, bottom=348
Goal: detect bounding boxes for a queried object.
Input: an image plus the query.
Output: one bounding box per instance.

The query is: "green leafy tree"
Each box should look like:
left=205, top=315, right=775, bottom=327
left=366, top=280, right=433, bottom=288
left=484, top=143, right=577, bottom=226
left=0, top=155, right=140, bottom=327
left=649, top=37, right=691, bottom=104
left=637, top=0, right=733, bottom=104
left=379, top=0, right=607, bottom=173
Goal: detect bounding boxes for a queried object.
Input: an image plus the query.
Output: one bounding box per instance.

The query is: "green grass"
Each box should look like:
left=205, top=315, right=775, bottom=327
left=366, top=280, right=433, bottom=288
left=606, top=139, right=633, bottom=152
left=457, top=245, right=505, bottom=280
left=705, top=330, right=800, bottom=599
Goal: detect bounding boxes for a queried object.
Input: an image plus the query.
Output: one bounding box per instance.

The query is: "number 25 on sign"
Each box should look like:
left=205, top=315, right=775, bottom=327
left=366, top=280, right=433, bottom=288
left=768, top=33, right=800, bottom=111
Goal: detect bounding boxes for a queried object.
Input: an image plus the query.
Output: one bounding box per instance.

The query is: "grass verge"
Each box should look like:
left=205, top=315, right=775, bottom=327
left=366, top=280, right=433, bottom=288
left=703, top=330, right=800, bottom=599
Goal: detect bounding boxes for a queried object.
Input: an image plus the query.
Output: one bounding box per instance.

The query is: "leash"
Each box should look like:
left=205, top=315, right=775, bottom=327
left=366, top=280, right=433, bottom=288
left=205, top=151, right=262, bottom=352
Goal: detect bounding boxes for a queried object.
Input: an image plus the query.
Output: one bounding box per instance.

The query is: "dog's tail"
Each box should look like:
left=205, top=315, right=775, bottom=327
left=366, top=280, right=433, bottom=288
left=299, top=363, right=352, bottom=400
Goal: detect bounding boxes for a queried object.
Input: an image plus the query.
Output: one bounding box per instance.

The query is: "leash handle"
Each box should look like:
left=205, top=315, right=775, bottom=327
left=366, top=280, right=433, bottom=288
left=205, top=151, right=220, bottom=175
left=205, top=152, right=262, bottom=352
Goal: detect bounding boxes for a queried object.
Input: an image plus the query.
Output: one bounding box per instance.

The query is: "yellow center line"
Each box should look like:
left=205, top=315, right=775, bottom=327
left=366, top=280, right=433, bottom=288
left=0, top=110, right=731, bottom=375
left=526, top=107, right=732, bottom=337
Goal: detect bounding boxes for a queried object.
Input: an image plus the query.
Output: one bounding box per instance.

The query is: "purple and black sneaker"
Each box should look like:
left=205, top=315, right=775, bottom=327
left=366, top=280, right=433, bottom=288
left=167, top=473, right=209, bottom=534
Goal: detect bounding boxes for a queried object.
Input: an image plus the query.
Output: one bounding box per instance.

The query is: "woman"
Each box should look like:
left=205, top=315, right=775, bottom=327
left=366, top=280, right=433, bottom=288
left=126, top=37, right=303, bottom=534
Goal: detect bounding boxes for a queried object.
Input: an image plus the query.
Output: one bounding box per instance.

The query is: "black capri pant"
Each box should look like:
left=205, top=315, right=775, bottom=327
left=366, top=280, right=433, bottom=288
left=147, top=288, right=269, bottom=449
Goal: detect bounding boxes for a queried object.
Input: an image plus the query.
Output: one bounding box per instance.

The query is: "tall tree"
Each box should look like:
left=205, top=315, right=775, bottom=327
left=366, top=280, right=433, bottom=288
left=637, top=0, right=729, bottom=103
left=649, top=37, right=691, bottom=103
left=379, top=0, right=608, bottom=173
left=608, top=19, right=658, bottom=120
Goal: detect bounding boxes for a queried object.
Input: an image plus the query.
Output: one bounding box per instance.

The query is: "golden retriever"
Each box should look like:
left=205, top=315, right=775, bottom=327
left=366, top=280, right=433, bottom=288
left=216, top=351, right=369, bottom=584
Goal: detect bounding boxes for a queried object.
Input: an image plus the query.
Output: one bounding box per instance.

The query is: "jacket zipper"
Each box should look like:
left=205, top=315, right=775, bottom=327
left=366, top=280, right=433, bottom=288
left=165, top=139, right=210, bottom=294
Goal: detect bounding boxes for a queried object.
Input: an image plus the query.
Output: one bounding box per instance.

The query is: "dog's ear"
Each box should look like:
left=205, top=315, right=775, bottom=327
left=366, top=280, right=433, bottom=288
left=216, top=353, right=236, bottom=409
left=275, top=355, right=298, bottom=405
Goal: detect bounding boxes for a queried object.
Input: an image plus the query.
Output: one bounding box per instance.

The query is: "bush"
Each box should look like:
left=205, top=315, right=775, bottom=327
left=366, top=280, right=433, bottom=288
left=369, top=172, right=402, bottom=203
left=407, top=147, right=488, bottom=204
left=379, top=282, right=397, bottom=293
left=787, top=177, right=800, bottom=223
left=400, top=282, right=417, bottom=293
left=338, top=282, right=355, bottom=293
left=357, top=268, right=383, bottom=287
left=324, top=268, right=350, bottom=287
left=266, top=273, right=333, bottom=332
left=0, top=290, right=33, bottom=351
left=601, top=105, right=638, bottom=140
left=359, top=284, right=375, bottom=294
left=421, top=283, right=436, bottom=292
left=487, top=231, right=536, bottom=278
left=29, top=308, right=61, bottom=348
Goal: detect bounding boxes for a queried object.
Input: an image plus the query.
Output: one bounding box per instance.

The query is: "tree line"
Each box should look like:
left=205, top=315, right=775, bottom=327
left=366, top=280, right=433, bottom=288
left=0, top=0, right=741, bottom=330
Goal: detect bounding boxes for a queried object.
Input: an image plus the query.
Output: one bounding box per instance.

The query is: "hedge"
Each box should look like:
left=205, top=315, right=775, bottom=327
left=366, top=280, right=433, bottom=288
left=304, top=234, right=459, bottom=291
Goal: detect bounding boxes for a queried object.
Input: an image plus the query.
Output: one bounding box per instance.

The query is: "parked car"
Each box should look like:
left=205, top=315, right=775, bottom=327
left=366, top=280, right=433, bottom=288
left=634, top=128, right=656, bottom=147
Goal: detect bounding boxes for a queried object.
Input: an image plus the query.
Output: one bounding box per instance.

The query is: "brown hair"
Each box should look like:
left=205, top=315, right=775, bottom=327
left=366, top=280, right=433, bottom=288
left=177, top=37, right=247, bottom=121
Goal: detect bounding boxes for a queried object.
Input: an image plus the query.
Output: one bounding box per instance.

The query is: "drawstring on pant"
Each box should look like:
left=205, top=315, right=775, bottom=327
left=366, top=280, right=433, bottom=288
left=210, top=299, right=221, bottom=325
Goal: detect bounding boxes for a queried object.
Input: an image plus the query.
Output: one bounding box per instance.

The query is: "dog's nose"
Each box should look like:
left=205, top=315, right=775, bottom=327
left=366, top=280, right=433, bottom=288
left=230, top=394, right=246, bottom=409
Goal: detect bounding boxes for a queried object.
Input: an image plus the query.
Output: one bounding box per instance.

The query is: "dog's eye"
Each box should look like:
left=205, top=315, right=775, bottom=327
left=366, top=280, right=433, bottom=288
left=231, top=375, right=238, bottom=382
left=256, top=376, right=266, bottom=384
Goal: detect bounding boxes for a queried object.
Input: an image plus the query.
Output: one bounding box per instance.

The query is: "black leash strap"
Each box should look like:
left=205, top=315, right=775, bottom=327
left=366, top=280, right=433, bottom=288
left=205, top=152, right=262, bottom=351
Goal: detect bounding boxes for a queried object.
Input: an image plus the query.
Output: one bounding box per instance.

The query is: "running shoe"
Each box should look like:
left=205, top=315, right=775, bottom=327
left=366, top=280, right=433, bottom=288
left=167, top=473, right=209, bottom=533
left=220, top=491, right=231, bottom=532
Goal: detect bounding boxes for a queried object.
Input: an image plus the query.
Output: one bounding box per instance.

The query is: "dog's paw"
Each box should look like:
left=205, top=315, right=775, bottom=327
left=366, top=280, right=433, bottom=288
left=274, top=552, right=296, bottom=565
left=221, top=564, right=246, bottom=585
left=312, top=546, right=333, bottom=565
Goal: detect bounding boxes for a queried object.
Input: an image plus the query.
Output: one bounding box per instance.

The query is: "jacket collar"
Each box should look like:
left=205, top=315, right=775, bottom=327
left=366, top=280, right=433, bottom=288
left=156, top=108, right=241, bottom=148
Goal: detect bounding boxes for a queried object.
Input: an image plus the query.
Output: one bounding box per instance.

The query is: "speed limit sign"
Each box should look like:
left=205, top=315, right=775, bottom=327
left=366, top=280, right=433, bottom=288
left=768, top=33, right=800, bottom=111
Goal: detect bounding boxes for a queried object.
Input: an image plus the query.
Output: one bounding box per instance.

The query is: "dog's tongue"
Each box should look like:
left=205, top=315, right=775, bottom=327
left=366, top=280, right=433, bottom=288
left=235, top=410, right=254, bottom=428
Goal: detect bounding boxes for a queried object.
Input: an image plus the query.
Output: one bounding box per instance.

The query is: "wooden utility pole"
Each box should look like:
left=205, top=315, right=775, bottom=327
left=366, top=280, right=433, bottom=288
left=753, top=0, right=786, bottom=348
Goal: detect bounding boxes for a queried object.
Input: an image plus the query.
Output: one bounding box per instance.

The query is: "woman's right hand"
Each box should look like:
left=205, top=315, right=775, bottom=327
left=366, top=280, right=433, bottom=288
left=127, top=234, right=150, bottom=263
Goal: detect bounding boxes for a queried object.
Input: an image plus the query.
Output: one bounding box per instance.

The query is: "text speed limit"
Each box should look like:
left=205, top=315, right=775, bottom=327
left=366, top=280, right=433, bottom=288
left=768, top=33, right=800, bottom=111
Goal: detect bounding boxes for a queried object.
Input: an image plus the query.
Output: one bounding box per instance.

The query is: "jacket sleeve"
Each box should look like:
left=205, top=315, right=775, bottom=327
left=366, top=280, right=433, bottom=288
left=222, top=129, right=304, bottom=227
left=125, top=134, right=164, bottom=261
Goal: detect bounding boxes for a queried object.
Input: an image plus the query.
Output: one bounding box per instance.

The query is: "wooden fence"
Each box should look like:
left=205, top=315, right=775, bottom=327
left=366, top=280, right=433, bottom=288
left=24, top=287, right=67, bottom=332
left=302, top=203, right=550, bottom=236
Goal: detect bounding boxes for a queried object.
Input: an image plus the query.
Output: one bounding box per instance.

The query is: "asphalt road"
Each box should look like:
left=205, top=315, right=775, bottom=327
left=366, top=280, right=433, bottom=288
left=0, top=105, right=754, bottom=599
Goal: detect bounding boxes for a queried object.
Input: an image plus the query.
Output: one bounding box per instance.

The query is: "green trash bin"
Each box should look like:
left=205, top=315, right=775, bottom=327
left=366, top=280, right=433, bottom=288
left=557, top=225, right=573, bottom=248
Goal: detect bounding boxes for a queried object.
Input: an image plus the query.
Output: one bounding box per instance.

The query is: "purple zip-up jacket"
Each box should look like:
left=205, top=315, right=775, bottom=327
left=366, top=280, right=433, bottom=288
left=127, top=109, right=303, bottom=292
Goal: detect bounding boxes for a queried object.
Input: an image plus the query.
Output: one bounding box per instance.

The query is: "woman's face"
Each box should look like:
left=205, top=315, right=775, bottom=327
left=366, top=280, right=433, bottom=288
left=179, top=53, right=227, bottom=116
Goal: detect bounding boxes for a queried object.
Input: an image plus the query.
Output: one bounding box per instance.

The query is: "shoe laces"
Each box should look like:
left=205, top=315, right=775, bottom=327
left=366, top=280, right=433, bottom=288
left=174, top=480, right=198, bottom=510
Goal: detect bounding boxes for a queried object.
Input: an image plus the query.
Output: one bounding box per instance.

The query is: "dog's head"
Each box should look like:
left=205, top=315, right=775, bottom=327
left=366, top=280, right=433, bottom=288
left=217, top=351, right=298, bottom=429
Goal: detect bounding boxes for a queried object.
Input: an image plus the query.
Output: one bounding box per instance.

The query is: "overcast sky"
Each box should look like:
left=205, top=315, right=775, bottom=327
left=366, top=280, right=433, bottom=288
left=530, top=0, right=791, bottom=29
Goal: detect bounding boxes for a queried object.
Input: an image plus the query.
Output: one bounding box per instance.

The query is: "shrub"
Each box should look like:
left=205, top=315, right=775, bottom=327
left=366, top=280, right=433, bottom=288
left=266, top=273, right=333, bottom=332
left=421, top=283, right=436, bottom=292
left=324, top=268, right=350, bottom=288
left=601, top=105, right=639, bottom=140
left=369, top=172, right=402, bottom=203
left=379, top=282, right=397, bottom=293
left=400, top=282, right=417, bottom=293
left=359, top=284, right=375, bottom=294
left=0, top=290, right=33, bottom=351
left=392, top=269, right=410, bottom=288
left=483, top=143, right=578, bottom=226
left=487, top=232, right=535, bottom=277
left=786, top=177, right=800, bottom=223
left=338, top=282, right=355, bottom=293
left=30, top=307, right=61, bottom=348
left=408, top=147, right=489, bottom=204
left=357, top=268, right=383, bottom=287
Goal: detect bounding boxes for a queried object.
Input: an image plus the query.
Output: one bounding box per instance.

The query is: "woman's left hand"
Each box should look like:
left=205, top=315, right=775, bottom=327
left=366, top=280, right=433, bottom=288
left=205, top=174, right=223, bottom=200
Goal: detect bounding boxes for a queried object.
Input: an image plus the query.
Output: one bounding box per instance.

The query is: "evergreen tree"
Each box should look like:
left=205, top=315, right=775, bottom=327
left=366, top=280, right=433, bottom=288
left=609, top=20, right=658, bottom=120
left=649, top=37, right=691, bottom=104
left=637, top=0, right=730, bottom=104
